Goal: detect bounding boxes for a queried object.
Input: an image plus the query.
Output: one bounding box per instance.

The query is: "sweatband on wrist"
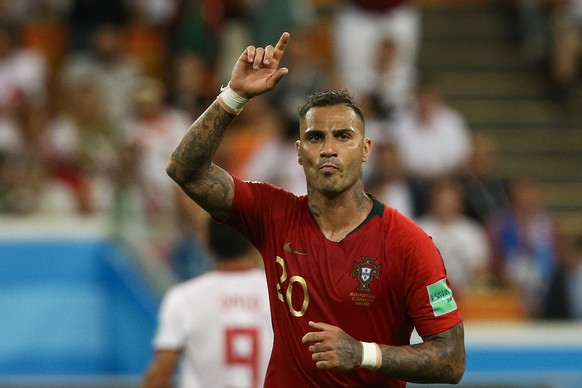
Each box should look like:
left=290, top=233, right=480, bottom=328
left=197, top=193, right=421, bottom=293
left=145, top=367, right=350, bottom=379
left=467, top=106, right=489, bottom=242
left=216, top=82, right=248, bottom=115
left=360, top=341, right=382, bottom=370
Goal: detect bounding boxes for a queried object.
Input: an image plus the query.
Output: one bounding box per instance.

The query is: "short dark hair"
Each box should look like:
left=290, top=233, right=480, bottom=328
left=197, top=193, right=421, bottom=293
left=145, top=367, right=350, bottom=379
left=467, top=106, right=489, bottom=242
left=207, top=220, right=251, bottom=260
left=298, top=90, right=365, bottom=125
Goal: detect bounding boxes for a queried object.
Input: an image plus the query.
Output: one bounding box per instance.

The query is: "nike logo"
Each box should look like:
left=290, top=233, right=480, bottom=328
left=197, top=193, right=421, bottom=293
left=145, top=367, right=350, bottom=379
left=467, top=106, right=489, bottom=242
left=284, top=242, right=307, bottom=256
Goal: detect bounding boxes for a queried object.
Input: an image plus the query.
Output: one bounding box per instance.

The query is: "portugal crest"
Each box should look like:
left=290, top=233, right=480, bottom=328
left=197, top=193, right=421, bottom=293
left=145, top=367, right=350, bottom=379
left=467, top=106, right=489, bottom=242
left=352, top=256, right=380, bottom=292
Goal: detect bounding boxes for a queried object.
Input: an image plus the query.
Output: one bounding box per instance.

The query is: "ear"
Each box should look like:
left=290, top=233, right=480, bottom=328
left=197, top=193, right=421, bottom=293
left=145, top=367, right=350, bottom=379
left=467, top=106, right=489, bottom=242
left=362, top=138, right=372, bottom=162
left=296, top=140, right=303, bottom=165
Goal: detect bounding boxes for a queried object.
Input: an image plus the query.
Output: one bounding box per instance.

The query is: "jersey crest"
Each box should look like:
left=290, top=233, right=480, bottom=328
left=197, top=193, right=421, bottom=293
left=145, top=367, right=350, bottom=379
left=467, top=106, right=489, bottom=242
left=352, top=256, right=380, bottom=292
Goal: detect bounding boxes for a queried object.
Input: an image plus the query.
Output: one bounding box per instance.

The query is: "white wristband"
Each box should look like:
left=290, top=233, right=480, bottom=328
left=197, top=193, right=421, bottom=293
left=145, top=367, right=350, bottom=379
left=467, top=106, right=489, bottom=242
left=360, top=341, right=382, bottom=370
left=217, top=82, right=248, bottom=115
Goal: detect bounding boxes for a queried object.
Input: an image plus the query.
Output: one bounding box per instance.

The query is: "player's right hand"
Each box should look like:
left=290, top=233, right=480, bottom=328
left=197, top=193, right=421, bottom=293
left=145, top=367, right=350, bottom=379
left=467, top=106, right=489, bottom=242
left=229, top=32, right=290, bottom=99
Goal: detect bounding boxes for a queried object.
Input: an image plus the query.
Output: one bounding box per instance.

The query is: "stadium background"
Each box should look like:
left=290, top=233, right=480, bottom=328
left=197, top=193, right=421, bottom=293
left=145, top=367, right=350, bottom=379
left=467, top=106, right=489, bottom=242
left=1, top=0, right=581, bottom=387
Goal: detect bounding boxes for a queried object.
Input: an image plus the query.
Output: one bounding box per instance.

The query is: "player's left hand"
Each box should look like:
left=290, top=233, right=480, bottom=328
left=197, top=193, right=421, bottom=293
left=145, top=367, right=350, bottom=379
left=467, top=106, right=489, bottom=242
left=302, top=321, right=362, bottom=370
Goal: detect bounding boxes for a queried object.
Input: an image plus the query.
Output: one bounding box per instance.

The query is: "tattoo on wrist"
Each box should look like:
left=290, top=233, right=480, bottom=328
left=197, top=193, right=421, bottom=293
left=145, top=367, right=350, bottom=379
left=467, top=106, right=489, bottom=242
left=172, top=101, right=234, bottom=170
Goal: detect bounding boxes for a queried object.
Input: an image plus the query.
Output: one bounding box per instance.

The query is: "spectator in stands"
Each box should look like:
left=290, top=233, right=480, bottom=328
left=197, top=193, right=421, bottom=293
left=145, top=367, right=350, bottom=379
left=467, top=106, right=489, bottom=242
left=0, top=111, right=45, bottom=214
left=166, top=0, right=217, bottom=62
left=122, top=77, right=209, bottom=272
left=60, top=21, right=143, bottom=124
left=42, top=80, right=122, bottom=215
left=548, top=0, right=582, bottom=103
left=508, top=0, right=551, bottom=62
left=333, top=0, right=421, bottom=115
left=0, top=21, right=47, bottom=115
left=459, top=133, right=510, bottom=225
left=0, top=0, right=68, bottom=23
left=265, top=27, right=328, bottom=137
left=417, top=178, right=492, bottom=294
left=366, top=140, right=420, bottom=218
left=65, top=0, right=131, bottom=51
left=487, top=177, right=559, bottom=318
left=216, top=95, right=280, bottom=180
left=167, top=52, right=210, bottom=118
left=389, top=77, right=472, bottom=216
left=250, top=0, right=315, bottom=48
left=167, top=0, right=255, bottom=85
left=390, top=77, right=472, bottom=181
left=243, top=112, right=306, bottom=195
left=129, top=0, right=178, bottom=26
left=142, top=219, right=273, bottom=388
left=543, top=232, right=582, bottom=319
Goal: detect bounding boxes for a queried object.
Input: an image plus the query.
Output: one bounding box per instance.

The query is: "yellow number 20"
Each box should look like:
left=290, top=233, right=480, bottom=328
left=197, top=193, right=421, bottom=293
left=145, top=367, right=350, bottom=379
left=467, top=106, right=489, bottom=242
left=275, top=256, right=309, bottom=317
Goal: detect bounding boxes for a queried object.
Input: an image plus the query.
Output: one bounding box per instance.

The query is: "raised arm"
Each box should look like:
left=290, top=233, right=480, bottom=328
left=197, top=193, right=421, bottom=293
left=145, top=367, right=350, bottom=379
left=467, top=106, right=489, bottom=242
left=302, top=321, right=465, bottom=384
left=166, top=32, right=290, bottom=220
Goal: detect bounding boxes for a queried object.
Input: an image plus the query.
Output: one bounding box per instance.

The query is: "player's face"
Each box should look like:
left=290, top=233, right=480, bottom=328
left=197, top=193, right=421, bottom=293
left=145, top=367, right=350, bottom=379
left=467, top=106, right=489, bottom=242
left=296, top=104, right=371, bottom=196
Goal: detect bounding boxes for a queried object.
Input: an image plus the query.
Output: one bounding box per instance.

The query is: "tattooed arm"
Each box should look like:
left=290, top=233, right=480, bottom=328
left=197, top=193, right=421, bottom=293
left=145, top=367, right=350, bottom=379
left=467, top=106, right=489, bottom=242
left=378, top=322, right=465, bottom=383
left=166, top=32, right=290, bottom=220
left=166, top=103, right=237, bottom=220
left=303, top=321, right=465, bottom=384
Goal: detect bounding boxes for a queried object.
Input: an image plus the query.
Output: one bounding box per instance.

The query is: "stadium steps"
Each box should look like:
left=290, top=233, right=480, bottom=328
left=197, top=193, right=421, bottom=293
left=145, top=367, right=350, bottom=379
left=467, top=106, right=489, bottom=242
left=419, top=1, right=582, bottom=235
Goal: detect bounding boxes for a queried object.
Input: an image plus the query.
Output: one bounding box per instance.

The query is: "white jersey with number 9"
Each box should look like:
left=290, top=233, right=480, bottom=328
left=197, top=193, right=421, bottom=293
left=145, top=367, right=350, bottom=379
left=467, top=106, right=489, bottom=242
left=153, top=268, right=273, bottom=388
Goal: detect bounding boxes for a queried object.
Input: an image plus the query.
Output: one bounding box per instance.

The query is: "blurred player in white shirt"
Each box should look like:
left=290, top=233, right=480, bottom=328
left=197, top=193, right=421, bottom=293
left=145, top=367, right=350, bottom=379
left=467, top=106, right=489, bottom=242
left=142, top=220, right=273, bottom=388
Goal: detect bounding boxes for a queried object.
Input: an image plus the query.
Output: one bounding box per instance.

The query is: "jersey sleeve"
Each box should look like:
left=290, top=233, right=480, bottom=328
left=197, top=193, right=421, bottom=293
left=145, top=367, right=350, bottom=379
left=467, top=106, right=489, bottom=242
left=153, top=287, right=189, bottom=350
left=402, top=226, right=463, bottom=338
left=226, top=176, right=294, bottom=249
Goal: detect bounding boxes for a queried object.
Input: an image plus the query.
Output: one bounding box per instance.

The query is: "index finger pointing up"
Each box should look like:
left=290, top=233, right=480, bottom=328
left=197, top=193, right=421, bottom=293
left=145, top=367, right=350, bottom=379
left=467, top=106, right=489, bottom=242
left=274, top=32, right=290, bottom=56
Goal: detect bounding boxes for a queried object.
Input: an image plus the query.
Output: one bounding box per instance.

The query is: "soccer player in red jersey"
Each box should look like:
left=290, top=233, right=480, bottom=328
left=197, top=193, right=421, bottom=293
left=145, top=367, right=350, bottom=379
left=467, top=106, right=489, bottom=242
left=166, top=32, right=465, bottom=387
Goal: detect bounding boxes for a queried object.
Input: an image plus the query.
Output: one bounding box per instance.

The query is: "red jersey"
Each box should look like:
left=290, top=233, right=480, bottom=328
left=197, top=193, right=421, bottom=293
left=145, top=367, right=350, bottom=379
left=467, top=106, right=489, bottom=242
left=226, top=178, right=463, bottom=387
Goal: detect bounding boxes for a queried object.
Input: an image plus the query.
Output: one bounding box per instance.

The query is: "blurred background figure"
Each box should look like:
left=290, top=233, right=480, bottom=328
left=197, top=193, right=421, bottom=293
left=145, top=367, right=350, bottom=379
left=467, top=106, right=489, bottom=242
left=217, top=96, right=280, bottom=180
left=487, top=177, right=559, bottom=318
left=416, top=178, right=492, bottom=294
left=65, top=0, right=131, bottom=51
left=142, top=219, right=272, bottom=388
left=0, top=16, right=51, bottom=215
left=264, top=27, right=328, bottom=136
left=122, top=76, right=210, bottom=275
left=547, top=0, right=582, bottom=103
left=0, top=21, right=46, bottom=119
left=389, top=77, right=472, bottom=216
left=0, top=110, right=45, bottom=214
left=165, top=0, right=221, bottom=69
left=60, top=21, right=143, bottom=124
left=459, top=133, right=511, bottom=226
left=242, top=111, right=306, bottom=195
left=167, top=51, right=210, bottom=118
left=333, top=0, right=421, bottom=116
left=250, top=0, right=314, bottom=47
left=42, top=80, right=122, bottom=215
left=543, top=232, right=582, bottom=319
left=509, top=0, right=551, bottom=62
left=366, top=140, right=420, bottom=218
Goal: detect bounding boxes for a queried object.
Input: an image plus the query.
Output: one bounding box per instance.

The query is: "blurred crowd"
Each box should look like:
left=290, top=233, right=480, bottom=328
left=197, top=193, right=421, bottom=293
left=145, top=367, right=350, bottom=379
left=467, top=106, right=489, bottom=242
left=0, top=0, right=580, bottom=321
left=509, top=0, right=582, bottom=106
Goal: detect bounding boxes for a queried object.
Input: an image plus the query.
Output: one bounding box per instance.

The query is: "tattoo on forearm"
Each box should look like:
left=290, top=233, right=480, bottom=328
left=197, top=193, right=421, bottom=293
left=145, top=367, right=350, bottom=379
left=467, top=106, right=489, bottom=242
left=170, top=101, right=234, bottom=180
left=166, top=101, right=236, bottom=214
left=378, top=323, right=465, bottom=383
